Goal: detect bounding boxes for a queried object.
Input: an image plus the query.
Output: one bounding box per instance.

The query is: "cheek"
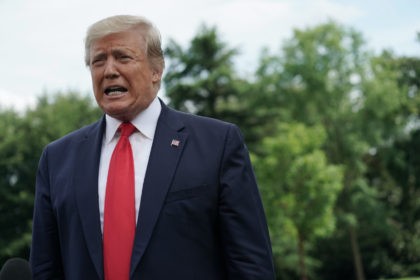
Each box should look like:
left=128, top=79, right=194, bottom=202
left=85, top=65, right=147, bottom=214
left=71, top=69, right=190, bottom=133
left=91, top=73, right=102, bottom=90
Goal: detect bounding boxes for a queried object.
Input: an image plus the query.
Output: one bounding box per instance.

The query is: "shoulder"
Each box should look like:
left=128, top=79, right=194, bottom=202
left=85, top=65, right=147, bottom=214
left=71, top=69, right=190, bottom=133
left=45, top=117, right=104, bottom=150
left=160, top=105, right=245, bottom=149
left=162, top=103, right=236, bottom=131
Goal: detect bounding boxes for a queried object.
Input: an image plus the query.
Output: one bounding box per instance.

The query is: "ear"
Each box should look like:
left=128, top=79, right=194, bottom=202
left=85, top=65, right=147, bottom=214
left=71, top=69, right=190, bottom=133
left=152, top=70, right=162, bottom=82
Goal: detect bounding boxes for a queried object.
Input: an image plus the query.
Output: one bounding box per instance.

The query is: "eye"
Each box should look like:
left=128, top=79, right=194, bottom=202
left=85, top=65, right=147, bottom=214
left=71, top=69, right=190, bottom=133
left=92, top=59, right=101, bottom=65
left=91, top=56, right=106, bottom=67
left=119, top=55, right=131, bottom=62
left=92, top=61, right=105, bottom=68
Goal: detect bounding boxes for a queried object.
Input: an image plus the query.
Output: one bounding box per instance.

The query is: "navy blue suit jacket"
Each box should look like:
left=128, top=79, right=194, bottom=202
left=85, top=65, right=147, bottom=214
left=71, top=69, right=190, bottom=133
left=31, top=101, right=275, bottom=279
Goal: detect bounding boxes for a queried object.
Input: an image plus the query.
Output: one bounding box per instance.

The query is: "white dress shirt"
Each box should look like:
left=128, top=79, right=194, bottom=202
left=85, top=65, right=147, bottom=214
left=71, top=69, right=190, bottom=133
left=98, top=97, right=161, bottom=232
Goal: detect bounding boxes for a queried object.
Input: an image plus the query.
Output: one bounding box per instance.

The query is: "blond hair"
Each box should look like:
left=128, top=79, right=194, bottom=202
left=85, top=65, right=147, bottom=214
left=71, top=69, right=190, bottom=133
left=84, top=15, right=165, bottom=72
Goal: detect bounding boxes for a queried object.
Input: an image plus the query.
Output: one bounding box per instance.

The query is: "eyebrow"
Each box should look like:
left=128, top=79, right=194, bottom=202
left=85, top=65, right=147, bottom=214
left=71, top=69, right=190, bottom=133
left=91, top=48, right=134, bottom=61
left=111, top=49, right=130, bottom=57
left=91, top=52, right=107, bottom=62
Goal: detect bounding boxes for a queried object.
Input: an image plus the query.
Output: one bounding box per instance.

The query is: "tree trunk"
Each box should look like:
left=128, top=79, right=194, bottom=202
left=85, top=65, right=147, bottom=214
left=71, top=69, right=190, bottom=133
left=297, top=234, right=308, bottom=280
left=349, top=227, right=365, bottom=280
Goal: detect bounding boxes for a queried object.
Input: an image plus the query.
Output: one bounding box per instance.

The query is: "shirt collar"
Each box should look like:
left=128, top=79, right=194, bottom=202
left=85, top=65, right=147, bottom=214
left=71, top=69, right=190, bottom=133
left=104, top=97, right=162, bottom=144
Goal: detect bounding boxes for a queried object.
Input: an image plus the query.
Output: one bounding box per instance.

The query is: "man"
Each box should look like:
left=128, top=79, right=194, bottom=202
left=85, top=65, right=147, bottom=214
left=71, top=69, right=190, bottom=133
left=30, top=15, right=275, bottom=279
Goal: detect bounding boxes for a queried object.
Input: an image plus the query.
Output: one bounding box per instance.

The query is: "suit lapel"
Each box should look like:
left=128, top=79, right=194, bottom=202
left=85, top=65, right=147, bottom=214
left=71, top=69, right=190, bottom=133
left=130, top=104, right=187, bottom=276
left=74, top=117, right=106, bottom=280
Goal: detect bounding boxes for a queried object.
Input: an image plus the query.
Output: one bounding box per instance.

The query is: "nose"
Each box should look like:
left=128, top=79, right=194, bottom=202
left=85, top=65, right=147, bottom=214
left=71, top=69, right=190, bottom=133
left=104, top=59, right=119, bottom=79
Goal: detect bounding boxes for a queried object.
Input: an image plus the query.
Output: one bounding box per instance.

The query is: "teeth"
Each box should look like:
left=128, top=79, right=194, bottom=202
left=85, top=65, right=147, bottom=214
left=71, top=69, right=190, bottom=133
left=104, top=86, right=128, bottom=95
left=107, top=91, right=125, bottom=96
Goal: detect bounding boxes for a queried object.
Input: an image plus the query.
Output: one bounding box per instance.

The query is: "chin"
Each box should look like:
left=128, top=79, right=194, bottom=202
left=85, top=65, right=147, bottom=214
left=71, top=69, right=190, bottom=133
left=101, top=105, right=125, bottom=117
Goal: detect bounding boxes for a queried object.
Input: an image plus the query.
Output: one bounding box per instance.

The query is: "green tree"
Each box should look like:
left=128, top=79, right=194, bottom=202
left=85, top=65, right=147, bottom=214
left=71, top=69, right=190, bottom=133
left=362, top=50, right=420, bottom=276
left=159, top=19, right=418, bottom=278
left=163, top=25, right=262, bottom=145
left=255, top=21, right=410, bottom=279
left=253, top=123, right=342, bottom=280
left=25, top=92, right=102, bottom=139
left=0, top=91, right=101, bottom=264
left=0, top=109, right=33, bottom=263
left=164, top=25, right=238, bottom=117
left=365, top=128, right=420, bottom=276
left=396, top=55, right=420, bottom=118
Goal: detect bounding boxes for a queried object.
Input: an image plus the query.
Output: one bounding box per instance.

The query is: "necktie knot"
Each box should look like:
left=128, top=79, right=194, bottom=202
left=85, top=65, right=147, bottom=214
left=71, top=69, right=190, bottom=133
left=119, top=122, right=136, bottom=137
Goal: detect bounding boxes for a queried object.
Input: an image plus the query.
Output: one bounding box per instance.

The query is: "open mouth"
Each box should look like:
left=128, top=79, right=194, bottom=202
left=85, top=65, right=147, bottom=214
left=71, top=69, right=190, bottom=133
left=104, top=86, right=128, bottom=96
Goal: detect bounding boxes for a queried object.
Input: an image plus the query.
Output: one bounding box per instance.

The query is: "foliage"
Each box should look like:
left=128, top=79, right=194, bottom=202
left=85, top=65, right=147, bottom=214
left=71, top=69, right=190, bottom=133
left=253, top=123, right=342, bottom=279
left=0, top=109, right=33, bottom=262
left=164, top=25, right=239, bottom=117
left=164, top=25, right=263, bottom=147
left=364, top=128, right=420, bottom=276
left=253, top=21, right=414, bottom=280
left=0, top=92, right=101, bottom=265
left=1, top=19, right=419, bottom=280
left=163, top=20, right=420, bottom=279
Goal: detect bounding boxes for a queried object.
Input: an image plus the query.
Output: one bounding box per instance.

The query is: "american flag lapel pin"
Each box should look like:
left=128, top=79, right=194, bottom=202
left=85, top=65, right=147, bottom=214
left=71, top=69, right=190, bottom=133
left=171, top=139, right=180, bottom=147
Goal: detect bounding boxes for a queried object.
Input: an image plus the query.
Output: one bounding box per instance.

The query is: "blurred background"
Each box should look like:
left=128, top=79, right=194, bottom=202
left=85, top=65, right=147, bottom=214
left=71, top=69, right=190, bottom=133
left=0, top=0, right=419, bottom=279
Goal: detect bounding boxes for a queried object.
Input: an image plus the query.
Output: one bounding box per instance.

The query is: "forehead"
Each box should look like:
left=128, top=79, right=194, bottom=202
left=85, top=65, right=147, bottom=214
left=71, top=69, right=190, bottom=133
left=90, top=29, right=147, bottom=53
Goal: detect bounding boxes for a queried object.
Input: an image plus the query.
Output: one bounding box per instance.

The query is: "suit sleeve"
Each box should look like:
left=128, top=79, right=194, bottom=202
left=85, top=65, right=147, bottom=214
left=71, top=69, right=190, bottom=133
left=218, top=124, right=276, bottom=279
left=30, top=147, right=64, bottom=279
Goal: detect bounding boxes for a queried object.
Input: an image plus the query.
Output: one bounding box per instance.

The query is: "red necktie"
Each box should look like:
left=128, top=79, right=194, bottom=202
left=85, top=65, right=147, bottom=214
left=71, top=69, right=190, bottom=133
left=104, top=122, right=136, bottom=280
